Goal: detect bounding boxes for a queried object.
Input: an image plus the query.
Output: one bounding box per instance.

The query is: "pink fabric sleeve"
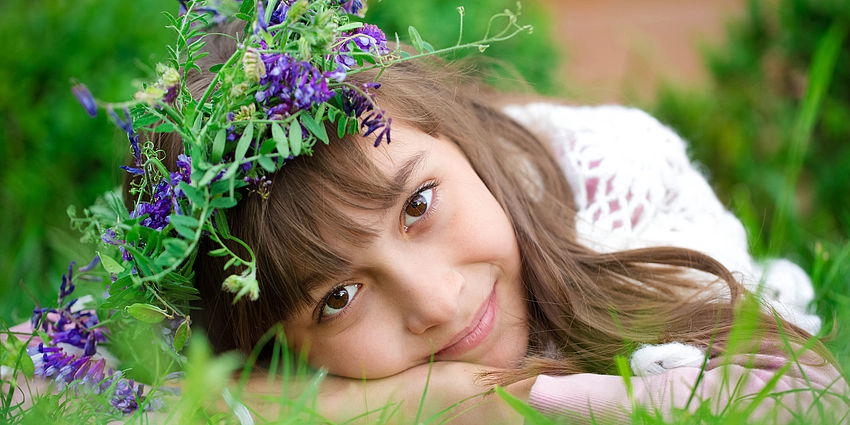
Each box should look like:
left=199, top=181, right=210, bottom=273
left=528, top=351, right=848, bottom=424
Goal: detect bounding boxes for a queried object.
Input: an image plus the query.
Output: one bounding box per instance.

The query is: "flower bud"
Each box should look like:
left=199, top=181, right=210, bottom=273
left=134, top=86, right=166, bottom=105
left=242, top=48, right=266, bottom=82
left=161, top=67, right=180, bottom=87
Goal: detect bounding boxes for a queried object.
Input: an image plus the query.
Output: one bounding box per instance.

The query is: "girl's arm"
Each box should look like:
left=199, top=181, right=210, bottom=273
left=528, top=349, right=846, bottom=424
left=242, top=361, right=535, bottom=425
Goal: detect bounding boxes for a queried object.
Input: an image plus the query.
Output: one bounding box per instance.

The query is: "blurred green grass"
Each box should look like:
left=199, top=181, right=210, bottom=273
left=0, top=0, right=175, bottom=322
left=650, top=0, right=850, bottom=366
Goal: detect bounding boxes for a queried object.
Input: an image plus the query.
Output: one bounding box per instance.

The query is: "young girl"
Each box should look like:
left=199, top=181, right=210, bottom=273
left=137, top=18, right=845, bottom=423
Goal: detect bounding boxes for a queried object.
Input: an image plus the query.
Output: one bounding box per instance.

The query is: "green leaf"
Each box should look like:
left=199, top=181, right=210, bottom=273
left=123, top=245, right=155, bottom=276
left=134, top=113, right=159, bottom=128
left=98, top=252, right=126, bottom=274
left=494, top=386, right=556, bottom=425
left=149, top=157, right=170, bottom=179
left=235, top=123, right=254, bottom=162
left=169, top=214, right=200, bottom=229
left=210, top=180, right=231, bottom=195
left=235, top=12, right=251, bottom=21
left=189, top=40, right=207, bottom=52
left=208, top=248, right=230, bottom=257
left=154, top=122, right=175, bottom=133
left=173, top=320, right=191, bottom=352
left=163, top=238, right=189, bottom=256
left=272, top=122, right=291, bottom=158
left=327, top=107, right=339, bottom=123
left=126, top=303, right=169, bottom=324
left=214, top=209, right=231, bottom=234
left=224, top=256, right=241, bottom=270
left=179, top=182, right=206, bottom=206
left=212, top=129, right=227, bottom=163
left=289, top=122, right=303, bottom=156
left=198, top=165, right=225, bottom=187
left=173, top=224, right=196, bottom=240
left=337, top=116, right=347, bottom=138
left=209, top=63, right=224, bottom=73
left=258, top=156, right=276, bottom=172
left=408, top=26, right=425, bottom=53
left=300, top=113, right=328, bottom=144
left=210, top=197, right=237, bottom=209
left=239, top=0, right=253, bottom=14
left=259, top=139, right=277, bottom=155
left=337, top=22, right=364, bottom=31
left=2, top=337, right=35, bottom=378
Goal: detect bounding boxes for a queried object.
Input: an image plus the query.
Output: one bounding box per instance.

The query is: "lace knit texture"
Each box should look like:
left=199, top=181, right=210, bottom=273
left=503, top=103, right=822, bottom=374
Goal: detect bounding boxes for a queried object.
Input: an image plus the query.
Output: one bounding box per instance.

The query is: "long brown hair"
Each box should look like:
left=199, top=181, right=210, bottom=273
left=142, top=21, right=825, bottom=382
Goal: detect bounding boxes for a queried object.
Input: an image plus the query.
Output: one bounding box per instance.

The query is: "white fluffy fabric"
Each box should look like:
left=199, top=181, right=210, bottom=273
left=503, top=103, right=823, bottom=375
left=629, top=342, right=706, bottom=376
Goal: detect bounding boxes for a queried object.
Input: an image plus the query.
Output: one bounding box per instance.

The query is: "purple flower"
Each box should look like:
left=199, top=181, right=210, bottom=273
left=108, top=107, right=134, bottom=136
left=129, top=134, right=142, bottom=166
left=270, top=1, right=290, bottom=25
left=72, top=83, right=98, bottom=117
left=339, top=0, right=365, bottom=16
left=255, top=53, right=336, bottom=117
left=175, top=153, right=191, bottom=172
left=256, top=0, right=268, bottom=31
left=333, top=24, right=389, bottom=69
left=107, top=107, right=142, bottom=165
left=78, top=255, right=101, bottom=273
left=244, top=175, right=273, bottom=198
left=326, top=65, right=346, bottom=83
left=28, top=344, right=156, bottom=414
left=352, top=24, right=389, bottom=54
left=162, top=85, right=178, bottom=104
left=59, top=262, right=76, bottom=302
left=341, top=83, right=392, bottom=146
left=120, top=166, right=145, bottom=175
left=101, top=229, right=125, bottom=246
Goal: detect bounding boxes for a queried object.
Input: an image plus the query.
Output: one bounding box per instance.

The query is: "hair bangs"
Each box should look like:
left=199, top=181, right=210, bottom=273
left=252, top=133, right=411, bottom=319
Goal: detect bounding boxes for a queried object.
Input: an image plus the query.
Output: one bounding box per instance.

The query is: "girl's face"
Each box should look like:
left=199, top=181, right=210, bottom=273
left=282, top=125, right=529, bottom=379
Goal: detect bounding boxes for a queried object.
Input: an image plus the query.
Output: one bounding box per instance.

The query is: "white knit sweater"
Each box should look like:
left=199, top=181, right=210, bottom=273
left=503, top=103, right=821, bottom=375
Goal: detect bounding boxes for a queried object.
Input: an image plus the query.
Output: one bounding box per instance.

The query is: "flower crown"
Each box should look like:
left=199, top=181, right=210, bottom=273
left=17, top=0, right=531, bottom=414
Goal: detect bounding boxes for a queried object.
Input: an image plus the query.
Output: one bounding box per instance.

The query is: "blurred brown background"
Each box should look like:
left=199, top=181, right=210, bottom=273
left=543, top=0, right=744, bottom=102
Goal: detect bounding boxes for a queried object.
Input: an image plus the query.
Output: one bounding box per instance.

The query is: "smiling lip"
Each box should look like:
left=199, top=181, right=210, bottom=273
left=434, top=286, right=497, bottom=360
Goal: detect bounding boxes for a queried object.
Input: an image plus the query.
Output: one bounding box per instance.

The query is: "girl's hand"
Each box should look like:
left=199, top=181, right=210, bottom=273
left=243, top=361, right=535, bottom=424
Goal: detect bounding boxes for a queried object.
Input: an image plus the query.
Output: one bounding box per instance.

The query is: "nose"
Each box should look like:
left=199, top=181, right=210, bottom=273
left=390, top=265, right=463, bottom=335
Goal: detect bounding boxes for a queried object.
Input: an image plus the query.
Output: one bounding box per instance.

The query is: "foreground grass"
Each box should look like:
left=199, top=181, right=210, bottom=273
left=3, top=297, right=848, bottom=425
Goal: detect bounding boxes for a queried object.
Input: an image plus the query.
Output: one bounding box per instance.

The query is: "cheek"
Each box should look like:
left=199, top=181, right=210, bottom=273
left=284, top=321, right=415, bottom=379
left=447, top=182, right=519, bottom=266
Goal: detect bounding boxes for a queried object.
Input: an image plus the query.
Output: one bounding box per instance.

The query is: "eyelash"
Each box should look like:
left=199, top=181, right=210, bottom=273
left=402, top=180, right=439, bottom=231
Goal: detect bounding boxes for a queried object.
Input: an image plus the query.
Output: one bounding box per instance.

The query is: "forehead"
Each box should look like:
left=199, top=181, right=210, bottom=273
left=366, top=125, right=435, bottom=175
left=315, top=124, right=464, bottom=249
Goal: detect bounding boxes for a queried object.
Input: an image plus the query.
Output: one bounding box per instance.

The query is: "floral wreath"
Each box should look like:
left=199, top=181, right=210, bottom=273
left=3, top=0, right=531, bottom=415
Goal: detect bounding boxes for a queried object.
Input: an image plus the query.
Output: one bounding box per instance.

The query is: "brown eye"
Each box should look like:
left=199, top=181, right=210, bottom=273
left=405, top=195, right=428, bottom=217
left=403, top=187, right=434, bottom=227
left=327, top=287, right=349, bottom=309
left=321, top=283, right=360, bottom=318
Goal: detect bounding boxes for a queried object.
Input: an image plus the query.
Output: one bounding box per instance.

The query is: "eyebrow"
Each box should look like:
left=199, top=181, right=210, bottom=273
left=391, top=151, right=427, bottom=196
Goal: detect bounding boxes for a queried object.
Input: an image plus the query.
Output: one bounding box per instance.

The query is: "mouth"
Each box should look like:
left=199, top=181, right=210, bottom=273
left=434, top=284, right=497, bottom=360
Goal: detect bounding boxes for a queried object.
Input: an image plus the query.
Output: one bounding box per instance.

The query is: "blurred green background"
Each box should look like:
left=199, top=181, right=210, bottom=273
left=1, top=0, right=848, bottom=368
